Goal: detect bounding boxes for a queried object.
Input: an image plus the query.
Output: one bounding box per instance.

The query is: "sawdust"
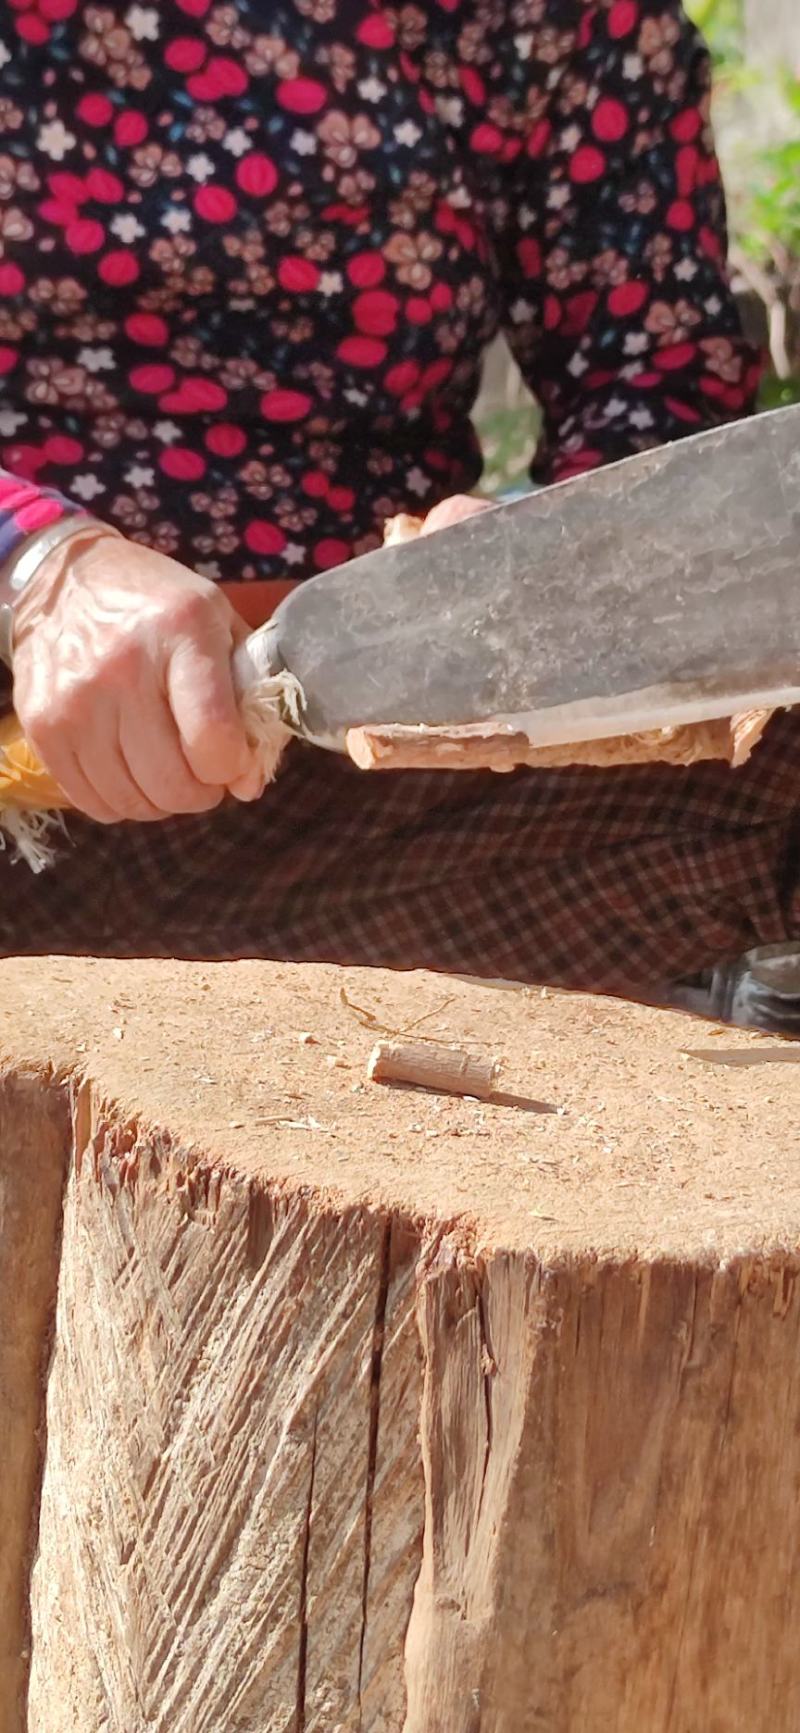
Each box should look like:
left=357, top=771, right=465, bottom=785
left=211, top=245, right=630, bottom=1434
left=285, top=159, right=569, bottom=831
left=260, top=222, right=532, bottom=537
left=1, top=956, right=799, bottom=1262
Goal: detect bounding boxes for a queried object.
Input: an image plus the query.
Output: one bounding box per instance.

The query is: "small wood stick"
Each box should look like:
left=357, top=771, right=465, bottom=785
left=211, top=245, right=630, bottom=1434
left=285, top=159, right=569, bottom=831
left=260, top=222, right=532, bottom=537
left=367, top=1038, right=499, bottom=1099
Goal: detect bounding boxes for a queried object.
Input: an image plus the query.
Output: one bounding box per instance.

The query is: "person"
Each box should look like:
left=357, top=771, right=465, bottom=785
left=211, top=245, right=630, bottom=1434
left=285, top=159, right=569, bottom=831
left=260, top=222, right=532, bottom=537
left=1, top=0, right=797, bottom=1031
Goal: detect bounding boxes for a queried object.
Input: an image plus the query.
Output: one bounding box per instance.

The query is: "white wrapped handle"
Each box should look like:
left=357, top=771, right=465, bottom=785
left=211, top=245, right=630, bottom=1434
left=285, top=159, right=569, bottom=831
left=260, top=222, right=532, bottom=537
left=231, top=621, right=281, bottom=701
left=230, top=624, right=308, bottom=787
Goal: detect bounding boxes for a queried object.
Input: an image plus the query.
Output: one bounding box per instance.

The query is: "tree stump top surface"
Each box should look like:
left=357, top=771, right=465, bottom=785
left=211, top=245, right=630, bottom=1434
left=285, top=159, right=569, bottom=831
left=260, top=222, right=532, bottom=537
left=1, top=956, right=797, bottom=1261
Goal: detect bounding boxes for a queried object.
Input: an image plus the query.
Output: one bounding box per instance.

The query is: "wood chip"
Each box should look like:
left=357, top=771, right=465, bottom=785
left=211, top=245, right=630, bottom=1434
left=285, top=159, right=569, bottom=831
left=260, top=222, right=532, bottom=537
left=367, top=1038, right=499, bottom=1100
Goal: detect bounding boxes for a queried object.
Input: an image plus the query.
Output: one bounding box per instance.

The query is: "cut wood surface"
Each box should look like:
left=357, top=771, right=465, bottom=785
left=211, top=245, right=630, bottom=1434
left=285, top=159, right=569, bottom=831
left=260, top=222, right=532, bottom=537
left=1, top=957, right=800, bottom=1731
left=346, top=708, right=772, bottom=773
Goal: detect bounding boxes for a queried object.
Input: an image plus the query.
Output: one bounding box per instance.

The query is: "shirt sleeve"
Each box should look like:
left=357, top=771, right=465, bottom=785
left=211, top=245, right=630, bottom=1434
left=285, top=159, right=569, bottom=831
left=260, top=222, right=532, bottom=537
left=0, top=469, right=89, bottom=575
left=476, top=0, right=763, bottom=484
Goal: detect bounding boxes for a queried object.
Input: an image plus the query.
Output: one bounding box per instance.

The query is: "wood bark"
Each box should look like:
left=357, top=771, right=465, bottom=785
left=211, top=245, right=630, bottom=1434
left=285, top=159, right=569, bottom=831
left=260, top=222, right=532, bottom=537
left=2, top=959, right=800, bottom=1731
left=346, top=709, right=771, bottom=774
left=0, top=1076, right=68, bottom=1733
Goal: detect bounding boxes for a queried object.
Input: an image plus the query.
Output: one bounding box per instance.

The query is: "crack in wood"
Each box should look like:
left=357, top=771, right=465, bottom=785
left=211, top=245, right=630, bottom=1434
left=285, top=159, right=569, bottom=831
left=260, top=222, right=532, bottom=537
left=666, top=1282, right=742, bottom=1733
left=357, top=1220, right=393, bottom=1723
left=295, top=1408, right=318, bottom=1733
left=475, top=1280, right=494, bottom=1527
left=245, top=1183, right=273, bottom=1273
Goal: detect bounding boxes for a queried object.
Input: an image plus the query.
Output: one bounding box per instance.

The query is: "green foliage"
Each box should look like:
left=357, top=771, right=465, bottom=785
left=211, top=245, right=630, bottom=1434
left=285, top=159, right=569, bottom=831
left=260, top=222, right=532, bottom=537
left=479, top=403, right=542, bottom=498
left=738, top=73, right=800, bottom=391
left=741, top=76, right=800, bottom=263
left=685, top=0, right=745, bottom=69
left=758, top=373, right=800, bottom=408
left=687, top=0, right=799, bottom=394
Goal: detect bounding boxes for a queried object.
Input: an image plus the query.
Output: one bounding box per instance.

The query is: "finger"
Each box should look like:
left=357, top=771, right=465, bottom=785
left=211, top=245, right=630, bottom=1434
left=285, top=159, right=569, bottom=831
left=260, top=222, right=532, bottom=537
left=77, top=723, right=168, bottom=823
left=21, top=685, right=130, bottom=824
left=227, top=763, right=268, bottom=804
left=420, top=497, right=491, bottom=536
left=118, top=694, right=226, bottom=815
left=166, top=624, right=256, bottom=788
left=58, top=685, right=167, bottom=820
left=22, top=726, right=121, bottom=825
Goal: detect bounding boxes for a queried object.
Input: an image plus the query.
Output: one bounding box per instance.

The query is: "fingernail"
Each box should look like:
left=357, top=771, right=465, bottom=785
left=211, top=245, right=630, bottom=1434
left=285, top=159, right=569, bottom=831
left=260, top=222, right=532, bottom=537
left=230, top=772, right=267, bottom=803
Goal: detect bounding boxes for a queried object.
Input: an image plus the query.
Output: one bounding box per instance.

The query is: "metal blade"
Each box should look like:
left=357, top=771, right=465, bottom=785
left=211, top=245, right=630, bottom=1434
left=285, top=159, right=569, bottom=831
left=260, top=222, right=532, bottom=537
left=253, top=405, right=800, bottom=749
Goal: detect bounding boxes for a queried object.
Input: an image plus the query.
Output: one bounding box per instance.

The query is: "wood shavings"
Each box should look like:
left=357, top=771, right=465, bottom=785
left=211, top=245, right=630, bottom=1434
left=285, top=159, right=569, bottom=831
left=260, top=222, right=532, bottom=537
left=256, top=1114, right=332, bottom=1132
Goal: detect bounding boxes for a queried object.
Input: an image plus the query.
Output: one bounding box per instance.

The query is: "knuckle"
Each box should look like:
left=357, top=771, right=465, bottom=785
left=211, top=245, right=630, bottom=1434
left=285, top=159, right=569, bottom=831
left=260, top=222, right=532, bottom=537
left=18, top=702, right=48, bottom=741
left=25, top=678, right=95, bottom=738
left=23, top=705, right=68, bottom=752
left=104, top=639, right=139, bottom=679
left=166, top=587, right=214, bottom=635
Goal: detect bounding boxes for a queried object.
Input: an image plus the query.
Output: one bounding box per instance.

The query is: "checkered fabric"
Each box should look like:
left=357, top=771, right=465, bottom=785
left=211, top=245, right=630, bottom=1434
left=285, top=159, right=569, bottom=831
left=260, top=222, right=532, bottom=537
left=2, top=713, right=799, bottom=1003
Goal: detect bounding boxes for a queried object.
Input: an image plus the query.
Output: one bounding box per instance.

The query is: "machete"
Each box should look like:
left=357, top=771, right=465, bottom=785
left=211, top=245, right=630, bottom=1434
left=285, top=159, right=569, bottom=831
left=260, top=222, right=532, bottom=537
left=234, top=403, right=800, bottom=751
left=1, top=402, right=799, bottom=870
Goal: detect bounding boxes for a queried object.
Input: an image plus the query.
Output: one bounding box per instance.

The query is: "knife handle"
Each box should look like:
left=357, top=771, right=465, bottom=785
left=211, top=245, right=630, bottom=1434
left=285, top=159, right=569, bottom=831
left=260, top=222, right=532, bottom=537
left=0, top=712, right=66, bottom=814
left=0, top=620, right=289, bottom=823
left=231, top=620, right=282, bottom=700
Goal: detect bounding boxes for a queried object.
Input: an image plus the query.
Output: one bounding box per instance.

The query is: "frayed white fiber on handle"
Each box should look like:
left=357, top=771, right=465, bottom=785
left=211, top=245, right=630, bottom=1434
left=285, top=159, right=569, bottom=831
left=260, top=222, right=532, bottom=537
left=237, top=668, right=306, bottom=785
left=0, top=805, right=64, bottom=873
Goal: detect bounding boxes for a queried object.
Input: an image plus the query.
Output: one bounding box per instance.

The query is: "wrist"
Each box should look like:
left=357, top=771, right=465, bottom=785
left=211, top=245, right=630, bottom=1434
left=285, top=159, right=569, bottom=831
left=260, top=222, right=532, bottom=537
left=0, top=518, right=122, bottom=668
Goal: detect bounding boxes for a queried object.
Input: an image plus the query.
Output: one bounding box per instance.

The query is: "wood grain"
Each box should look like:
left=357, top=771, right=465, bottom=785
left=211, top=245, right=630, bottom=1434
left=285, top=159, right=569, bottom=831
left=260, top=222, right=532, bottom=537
left=405, top=1252, right=800, bottom=1731
left=28, top=1092, right=424, bottom=1733
left=1, top=959, right=800, bottom=1729
left=25, top=1124, right=800, bottom=1732
left=367, top=1040, right=499, bottom=1100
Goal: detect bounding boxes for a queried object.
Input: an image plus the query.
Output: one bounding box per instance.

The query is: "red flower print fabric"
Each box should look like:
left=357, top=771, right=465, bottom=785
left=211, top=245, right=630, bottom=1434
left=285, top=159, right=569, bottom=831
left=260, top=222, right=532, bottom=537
left=0, top=0, right=760, bottom=583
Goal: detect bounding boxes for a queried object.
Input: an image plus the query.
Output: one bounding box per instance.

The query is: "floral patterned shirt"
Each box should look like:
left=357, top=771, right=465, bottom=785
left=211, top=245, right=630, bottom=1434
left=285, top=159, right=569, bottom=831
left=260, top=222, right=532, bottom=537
left=0, top=0, right=760, bottom=588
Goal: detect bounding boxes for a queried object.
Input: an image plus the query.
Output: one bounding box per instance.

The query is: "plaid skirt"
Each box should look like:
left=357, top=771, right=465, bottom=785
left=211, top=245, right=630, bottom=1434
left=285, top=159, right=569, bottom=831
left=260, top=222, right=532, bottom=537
left=2, top=713, right=800, bottom=1000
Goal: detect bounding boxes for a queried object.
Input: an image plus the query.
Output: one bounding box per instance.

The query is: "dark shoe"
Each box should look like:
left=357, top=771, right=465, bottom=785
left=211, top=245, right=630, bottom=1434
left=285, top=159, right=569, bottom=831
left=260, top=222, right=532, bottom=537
left=660, top=943, right=800, bottom=1038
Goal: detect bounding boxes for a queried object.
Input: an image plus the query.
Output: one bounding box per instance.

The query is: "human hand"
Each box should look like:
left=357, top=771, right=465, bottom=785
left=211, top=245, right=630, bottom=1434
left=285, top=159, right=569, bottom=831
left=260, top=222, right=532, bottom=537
left=420, top=495, right=492, bottom=536
left=11, top=526, right=264, bottom=823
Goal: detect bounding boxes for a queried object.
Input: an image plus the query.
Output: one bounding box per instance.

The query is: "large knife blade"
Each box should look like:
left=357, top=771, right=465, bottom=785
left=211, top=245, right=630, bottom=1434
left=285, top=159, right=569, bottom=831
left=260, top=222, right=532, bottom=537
left=235, top=405, right=800, bottom=752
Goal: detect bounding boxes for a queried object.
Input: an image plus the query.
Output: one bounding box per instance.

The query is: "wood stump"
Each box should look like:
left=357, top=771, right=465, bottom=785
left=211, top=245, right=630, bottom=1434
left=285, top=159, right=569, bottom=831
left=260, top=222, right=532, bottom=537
left=2, top=957, right=800, bottom=1732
